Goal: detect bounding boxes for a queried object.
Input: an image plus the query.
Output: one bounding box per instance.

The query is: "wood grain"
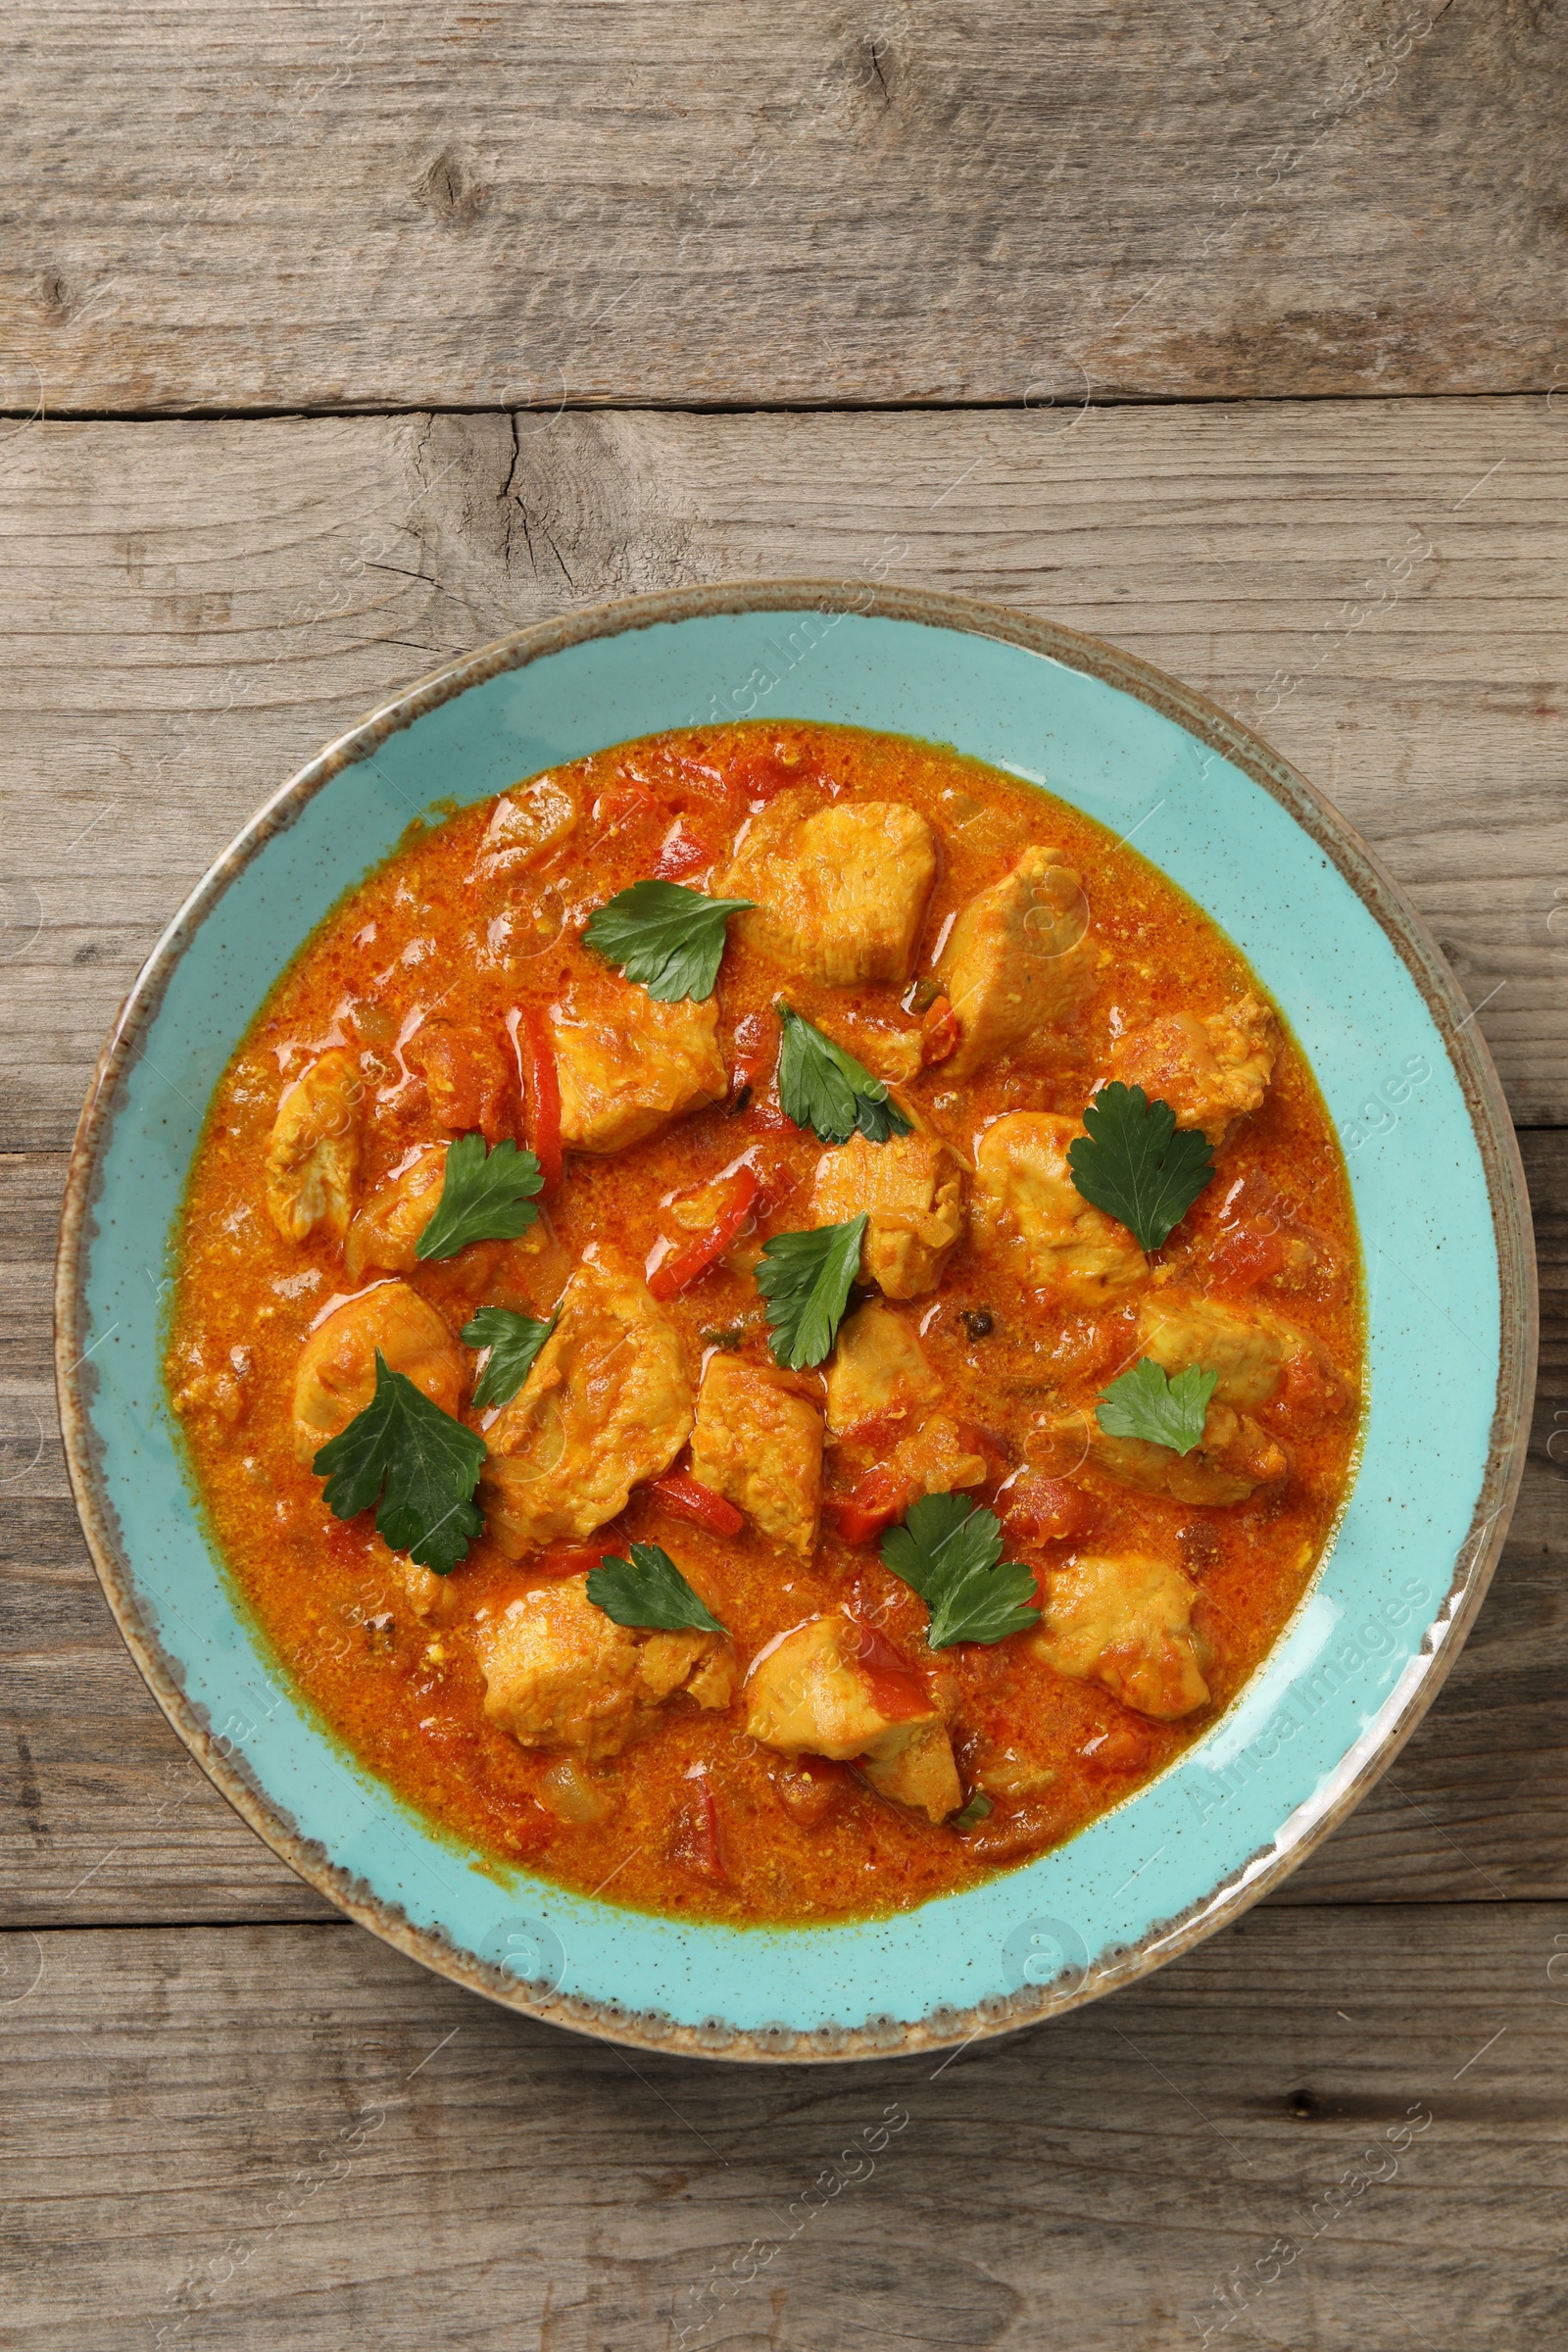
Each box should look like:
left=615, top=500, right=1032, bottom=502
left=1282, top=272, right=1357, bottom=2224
left=2, top=1124, right=1561, bottom=1927
left=1, top=400, right=1564, bottom=1148
left=7, top=6, right=1564, bottom=2327
left=6, top=1908, right=1567, bottom=2349
left=7, top=2, right=1568, bottom=415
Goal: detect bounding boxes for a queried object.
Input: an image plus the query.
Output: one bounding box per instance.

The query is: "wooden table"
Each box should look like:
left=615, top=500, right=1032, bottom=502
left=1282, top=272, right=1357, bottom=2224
left=4, top=8, right=1566, bottom=2345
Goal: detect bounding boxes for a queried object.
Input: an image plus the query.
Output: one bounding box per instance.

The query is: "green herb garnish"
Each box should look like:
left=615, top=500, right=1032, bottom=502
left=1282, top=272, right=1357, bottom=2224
left=879, top=1494, right=1041, bottom=1649
left=1096, top=1358, right=1218, bottom=1455
left=1066, top=1082, right=1214, bottom=1252
left=776, top=1003, right=913, bottom=1146
left=416, top=1133, right=543, bottom=1261
left=754, top=1213, right=867, bottom=1369
left=582, top=879, right=755, bottom=1002
left=462, top=1305, right=558, bottom=1409
left=312, top=1350, right=485, bottom=1575
left=585, top=1542, right=727, bottom=1635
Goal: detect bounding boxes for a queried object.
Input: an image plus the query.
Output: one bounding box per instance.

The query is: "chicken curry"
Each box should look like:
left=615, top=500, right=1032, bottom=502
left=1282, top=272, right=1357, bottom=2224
left=169, top=721, right=1364, bottom=1923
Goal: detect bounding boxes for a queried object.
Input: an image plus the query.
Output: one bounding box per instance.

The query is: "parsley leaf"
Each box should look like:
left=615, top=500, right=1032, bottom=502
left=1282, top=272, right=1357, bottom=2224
left=312, top=1349, right=486, bottom=1575
left=1096, top=1358, right=1218, bottom=1455
left=776, top=1003, right=913, bottom=1147
left=462, top=1304, right=558, bottom=1409
left=416, top=1133, right=543, bottom=1261
left=880, top=1494, right=1041, bottom=1649
left=586, top=1542, right=727, bottom=1635
left=1066, top=1081, right=1215, bottom=1252
left=582, top=879, right=755, bottom=1002
left=754, top=1213, right=867, bottom=1369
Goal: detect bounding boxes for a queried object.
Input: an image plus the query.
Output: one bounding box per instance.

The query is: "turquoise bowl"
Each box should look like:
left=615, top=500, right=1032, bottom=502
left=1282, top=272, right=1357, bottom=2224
left=57, top=585, right=1536, bottom=2062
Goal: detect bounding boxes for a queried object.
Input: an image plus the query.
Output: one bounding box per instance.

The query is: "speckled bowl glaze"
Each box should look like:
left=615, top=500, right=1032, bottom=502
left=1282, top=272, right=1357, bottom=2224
left=57, top=585, right=1536, bottom=2063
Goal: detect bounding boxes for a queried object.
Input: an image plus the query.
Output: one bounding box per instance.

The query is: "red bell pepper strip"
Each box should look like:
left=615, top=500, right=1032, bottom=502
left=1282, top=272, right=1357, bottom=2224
left=533, top=1537, right=621, bottom=1578
left=647, top=1473, right=745, bottom=1538
left=517, top=1004, right=563, bottom=1197
left=648, top=1164, right=760, bottom=1301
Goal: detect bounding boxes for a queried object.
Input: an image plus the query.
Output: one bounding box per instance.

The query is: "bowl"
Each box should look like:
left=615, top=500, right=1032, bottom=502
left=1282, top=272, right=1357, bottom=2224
left=56, top=583, right=1536, bottom=2062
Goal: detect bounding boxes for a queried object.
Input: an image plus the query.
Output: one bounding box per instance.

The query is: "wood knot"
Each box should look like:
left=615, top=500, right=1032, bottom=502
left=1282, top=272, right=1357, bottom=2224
left=415, top=152, right=488, bottom=224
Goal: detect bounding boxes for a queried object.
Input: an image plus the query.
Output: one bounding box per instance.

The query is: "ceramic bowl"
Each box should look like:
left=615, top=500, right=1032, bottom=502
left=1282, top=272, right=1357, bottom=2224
left=57, top=584, right=1536, bottom=2062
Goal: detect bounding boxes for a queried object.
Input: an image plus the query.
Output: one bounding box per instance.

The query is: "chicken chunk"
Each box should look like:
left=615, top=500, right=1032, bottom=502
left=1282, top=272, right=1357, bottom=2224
left=394, top=1556, right=466, bottom=1624
left=885, top=1414, right=989, bottom=1499
left=744, top=1616, right=961, bottom=1822
left=973, top=1113, right=1146, bottom=1298
left=1138, top=1290, right=1285, bottom=1409
left=689, top=1353, right=823, bottom=1560
left=938, top=847, right=1096, bottom=1076
left=475, top=1575, right=732, bottom=1761
left=1138, top=1289, right=1354, bottom=1425
left=861, top=1719, right=964, bottom=1820
left=403, top=1021, right=513, bottom=1142
left=1034, top=1553, right=1210, bottom=1720
left=723, top=789, right=938, bottom=987
left=477, top=776, right=577, bottom=873
left=811, top=1133, right=964, bottom=1300
left=344, top=1145, right=447, bottom=1282
left=291, top=1281, right=466, bottom=1465
left=1107, top=994, right=1279, bottom=1146
left=479, top=1258, right=695, bottom=1555
left=552, top=983, right=727, bottom=1155
left=824, top=1301, right=941, bottom=1433
left=1068, top=1398, right=1291, bottom=1507
left=265, top=1048, right=363, bottom=1245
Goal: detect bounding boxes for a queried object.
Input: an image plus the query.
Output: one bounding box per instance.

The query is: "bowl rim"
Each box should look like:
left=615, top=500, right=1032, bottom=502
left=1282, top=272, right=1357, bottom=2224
left=55, top=578, right=1539, bottom=2064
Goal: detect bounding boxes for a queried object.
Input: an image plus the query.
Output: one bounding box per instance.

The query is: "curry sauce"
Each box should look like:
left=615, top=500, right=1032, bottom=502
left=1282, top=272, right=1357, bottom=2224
left=168, top=721, right=1363, bottom=1924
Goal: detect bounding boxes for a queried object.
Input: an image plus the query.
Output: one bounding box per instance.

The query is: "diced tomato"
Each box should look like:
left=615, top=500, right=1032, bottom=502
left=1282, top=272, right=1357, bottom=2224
left=514, top=1005, right=563, bottom=1196
left=1080, top=1720, right=1153, bottom=1776
left=1002, top=1476, right=1097, bottom=1550
left=652, top=819, right=712, bottom=880
left=1269, top=1347, right=1344, bottom=1430
left=920, top=996, right=959, bottom=1065
left=823, top=1495, right=902, bottom=1545
left=647, top=1473, right=745, bottom=1539
left=670, top=1769, right=729, bottom=1884
left=403, top=1022, right=513, bottom=1142
left=648, top=1165, right=760, bottom=1301
left=744, top=1097, right=805, bottom=1135
left=832, top=1410, right=910, bottom=1457
left=1206, top=1220, right=1293, bottom=1293
left=847, top=1619, right=932, bottom=1722
left=750, top=1155, right=798, bottom=1218
left=732, top=748, right=808, bottom=804
left=823, top=1464, right=914, bottom=1547
left=590, top=780, right=658, bottom=842
left=637, top=750, right=732, bottom=806
left=773, top=1756, right=852, bottom=1829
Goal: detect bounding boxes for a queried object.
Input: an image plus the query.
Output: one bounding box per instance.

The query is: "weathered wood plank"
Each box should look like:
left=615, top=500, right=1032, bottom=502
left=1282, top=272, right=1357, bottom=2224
left=5, top=1908, right=1567, bottom=2349
left=1, top=401, right=1564, bottom=1146
left=3, top=1130, right=1561, bottom=1926
left=7, top=2, right=1567, bottom=414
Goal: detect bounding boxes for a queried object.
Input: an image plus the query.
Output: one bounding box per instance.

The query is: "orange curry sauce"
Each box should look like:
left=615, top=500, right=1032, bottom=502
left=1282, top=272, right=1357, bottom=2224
left=169, top=722, right=1363, bottom=1924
